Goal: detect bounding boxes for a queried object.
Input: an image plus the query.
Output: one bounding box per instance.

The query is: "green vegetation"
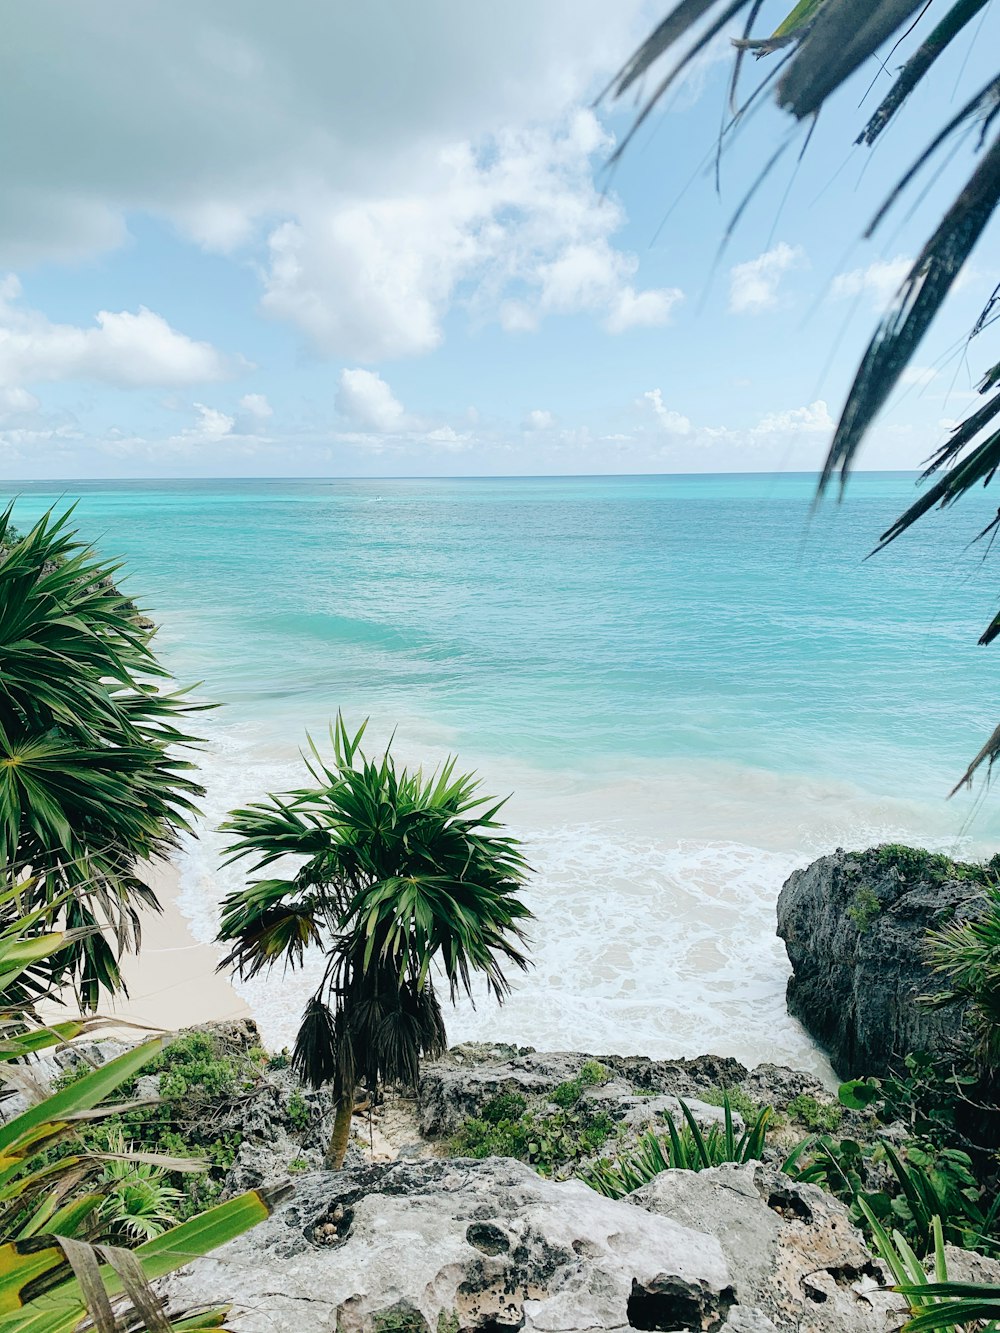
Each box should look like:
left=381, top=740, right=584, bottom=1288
left=480, top=1090, right=527, bottom=1122
left=550, top=1061, right=609, bottom=1107
left=867, top=845, right=999, bottom=888
left=787, top=1093, right=843, bottom=1134
left=217, top=714, right=532, bottom=1168
left=0, top=507, right=208, bottom=1008
left=0, top=890, right=279, bottom=1332
left=52, top=1026, right=270, bottom=1219
left=926, top=884, right=1000, bottom=1071
left=452, top=1100, right=615, bottom=1176
left=583, top=1095, right=773, bottom=1199
left=287, top=1088, right=312, bottom=1133
left=847, top=886, right=882, bottom=932
left=699, top=1086, right=762, bottom=1122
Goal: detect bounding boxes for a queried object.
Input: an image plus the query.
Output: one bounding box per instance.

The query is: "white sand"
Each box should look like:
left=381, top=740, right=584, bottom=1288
left=104, top=859, right=249, bottom=1033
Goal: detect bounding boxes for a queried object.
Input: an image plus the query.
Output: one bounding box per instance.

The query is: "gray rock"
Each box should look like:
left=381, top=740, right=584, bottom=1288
left=937, top=1245, right=1000, bottom=1286
left=222, top=1066, right=345, bottom=1195
left=632, top=1162, right=905, bottom=1333
left=419, top=1044, right=773, bottom=1139
left=720, top=1310, right=781, bottom=1333
left=160, top=1157, right=737, bottom=1332
left=776, top=847, right=980, bottom=1077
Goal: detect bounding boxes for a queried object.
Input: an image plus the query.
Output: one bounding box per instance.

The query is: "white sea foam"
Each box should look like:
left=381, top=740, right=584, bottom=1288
left=174, top=711, right=991, bottom=1082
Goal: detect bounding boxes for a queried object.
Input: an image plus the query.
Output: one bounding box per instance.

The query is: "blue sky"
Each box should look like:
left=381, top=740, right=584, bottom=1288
left=1, top=0, right=997, bottom=479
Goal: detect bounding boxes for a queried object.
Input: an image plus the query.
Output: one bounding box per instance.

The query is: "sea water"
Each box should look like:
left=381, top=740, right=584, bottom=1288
left=7, top=473, right=1000, bottom=1075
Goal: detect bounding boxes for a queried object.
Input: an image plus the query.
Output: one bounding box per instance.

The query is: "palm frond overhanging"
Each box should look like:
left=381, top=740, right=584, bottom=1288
left=0, top=506, right=208, bottom=1007
left=611, top=0, right=1000, bottom=785
left=217, top=715, right=533, bottom=1167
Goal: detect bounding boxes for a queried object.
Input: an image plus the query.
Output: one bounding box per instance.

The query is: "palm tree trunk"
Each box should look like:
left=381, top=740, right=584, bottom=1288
left=325, top=1086, right=355, bottom=1169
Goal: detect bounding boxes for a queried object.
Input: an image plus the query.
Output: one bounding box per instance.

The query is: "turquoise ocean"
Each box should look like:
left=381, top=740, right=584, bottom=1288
left=7, top=473, right=1000, bottom=1074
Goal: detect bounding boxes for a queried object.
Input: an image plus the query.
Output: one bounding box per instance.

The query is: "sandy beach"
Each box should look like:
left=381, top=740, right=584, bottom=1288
left=105, top=859, right=250, bottom=1034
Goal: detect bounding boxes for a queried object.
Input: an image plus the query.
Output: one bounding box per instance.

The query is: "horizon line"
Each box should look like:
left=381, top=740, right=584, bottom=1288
left=0, top=468, right=924, bottom=485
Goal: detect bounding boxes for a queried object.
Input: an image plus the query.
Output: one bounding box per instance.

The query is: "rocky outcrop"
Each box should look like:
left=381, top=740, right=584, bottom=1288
left=160, top=1156, right=906, bottom=1332
left=160, top=1158, right=734, bottom=1331
left=634, top=1162, right=902, bottom=1332
left=776, top=847, right=981, bottom=1077
left=417, top=1043, right=825, bottom=1139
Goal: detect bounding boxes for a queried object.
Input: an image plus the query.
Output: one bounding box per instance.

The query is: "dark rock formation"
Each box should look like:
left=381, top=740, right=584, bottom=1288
left=777, top=846, right=984, bottom=1077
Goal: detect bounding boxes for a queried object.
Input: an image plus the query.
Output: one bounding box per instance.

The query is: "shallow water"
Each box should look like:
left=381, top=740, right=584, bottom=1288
left=8, top=473, right=1000, bottom=1075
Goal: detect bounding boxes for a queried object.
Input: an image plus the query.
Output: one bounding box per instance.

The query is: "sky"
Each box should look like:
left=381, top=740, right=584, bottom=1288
left=1, top=0, right=997, bottom=479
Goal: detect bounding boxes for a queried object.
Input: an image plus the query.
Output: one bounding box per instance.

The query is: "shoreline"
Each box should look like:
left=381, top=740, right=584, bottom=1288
left=105, top=859, right=249, bottom=1034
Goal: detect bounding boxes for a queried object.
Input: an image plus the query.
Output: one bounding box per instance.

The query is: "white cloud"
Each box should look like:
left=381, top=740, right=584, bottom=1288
left=729, top=242, right=806, bottom=314
left=239, top=392, right=273, bottom=419
left=262, top=112, right=682, bottom=359
left=0, top=276, right=234, bottom=388
left=752, top=400, right=832, bottom=435
left=181, top=404, right=235, bottom=443
left=425, top=425, right=471, bottom=450
left=335, top=368, right=408, bottom=432
left=642, top=388, right=692, bottom=435
left=830, top=256, right=911, bottom=309
left=0, top=5, right=671, bottom=361
left=0, top=3, right=654, bottom=264
left=0, top=386, right=40, bottom=416
left=523, top=409, right=555, bottom=431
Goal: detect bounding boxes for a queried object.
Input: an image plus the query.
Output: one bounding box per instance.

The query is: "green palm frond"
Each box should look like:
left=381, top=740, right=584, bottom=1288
left=218, top=716, right=533, bottom=1125
left=0, top=507, right=209, bottom=1006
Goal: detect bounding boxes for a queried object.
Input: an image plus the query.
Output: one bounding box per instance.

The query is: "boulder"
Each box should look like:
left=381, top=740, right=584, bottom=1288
left=159, top=1157, right=738, bottom=1332
left=632, top=1161, right=905, bottom=1332
left=776, top=847, right=980, bottom=1077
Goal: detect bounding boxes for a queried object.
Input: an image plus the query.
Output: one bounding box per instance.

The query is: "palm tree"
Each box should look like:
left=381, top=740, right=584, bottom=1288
left=610, top=0, right=1000, bottom=785
left=0, top=505, right=207, bottom=1008
left=216, top=716, right=533, bottom=1168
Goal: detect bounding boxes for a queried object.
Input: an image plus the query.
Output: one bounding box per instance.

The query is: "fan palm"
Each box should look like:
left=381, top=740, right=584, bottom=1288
left=216, top=716, right=533, bottom=1168
left=0, top=505, right=207, bottom=1007
left=611, top=0, right=1000, bottom=786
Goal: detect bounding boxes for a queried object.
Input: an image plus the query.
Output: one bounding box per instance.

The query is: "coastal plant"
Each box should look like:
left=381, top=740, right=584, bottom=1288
left=53, top=1027, right=273, bottom=1218
left=451, top=1103, right=615, bottom=1175
left=784, top=1131, right=1000, bottom=1259
left=0, top=899, right=281, bottom=1331
left=97, top=1130, right=185, bottom=1241
left=925, top=886, right=1000, bottom=1073
left=217, top=715, right=533, bottom=1168
left=582, top=1095, right=773, bottom=1199
left=608, top=5, right=1000, bottom=789
left=786, top=1093, right=843, bottom=1134
left=862, top=1203, right=1000, bottom=1332
left=0, top=505, right=208, bottom=1007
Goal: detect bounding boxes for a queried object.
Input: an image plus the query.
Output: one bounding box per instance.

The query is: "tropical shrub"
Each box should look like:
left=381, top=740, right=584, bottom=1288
left=52, top=1028, right=273, bottom=1218
left=0, top=506, right=207, bottom=1006
left=926, top=885, right=1000, bottom=1072
left=785, top=1129, right=1000, bottom=1260
left=217, top=715, right=533, bottom=1167
left=451, top=1103, right=615, bottom=1176
left=582, top=1095, right=773, bottom=1199
left=862, top=1203, right=1000, bottom=1333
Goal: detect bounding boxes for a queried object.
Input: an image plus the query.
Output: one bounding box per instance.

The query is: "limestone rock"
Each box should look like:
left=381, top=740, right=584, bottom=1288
left=776, top=847, right=979, bottom=1077
left=632, top=1161, right=905, bottom=1332
left=418, top=1043, right=759, bottom=1138
left=160, top=1157, right=737, bottom=1332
